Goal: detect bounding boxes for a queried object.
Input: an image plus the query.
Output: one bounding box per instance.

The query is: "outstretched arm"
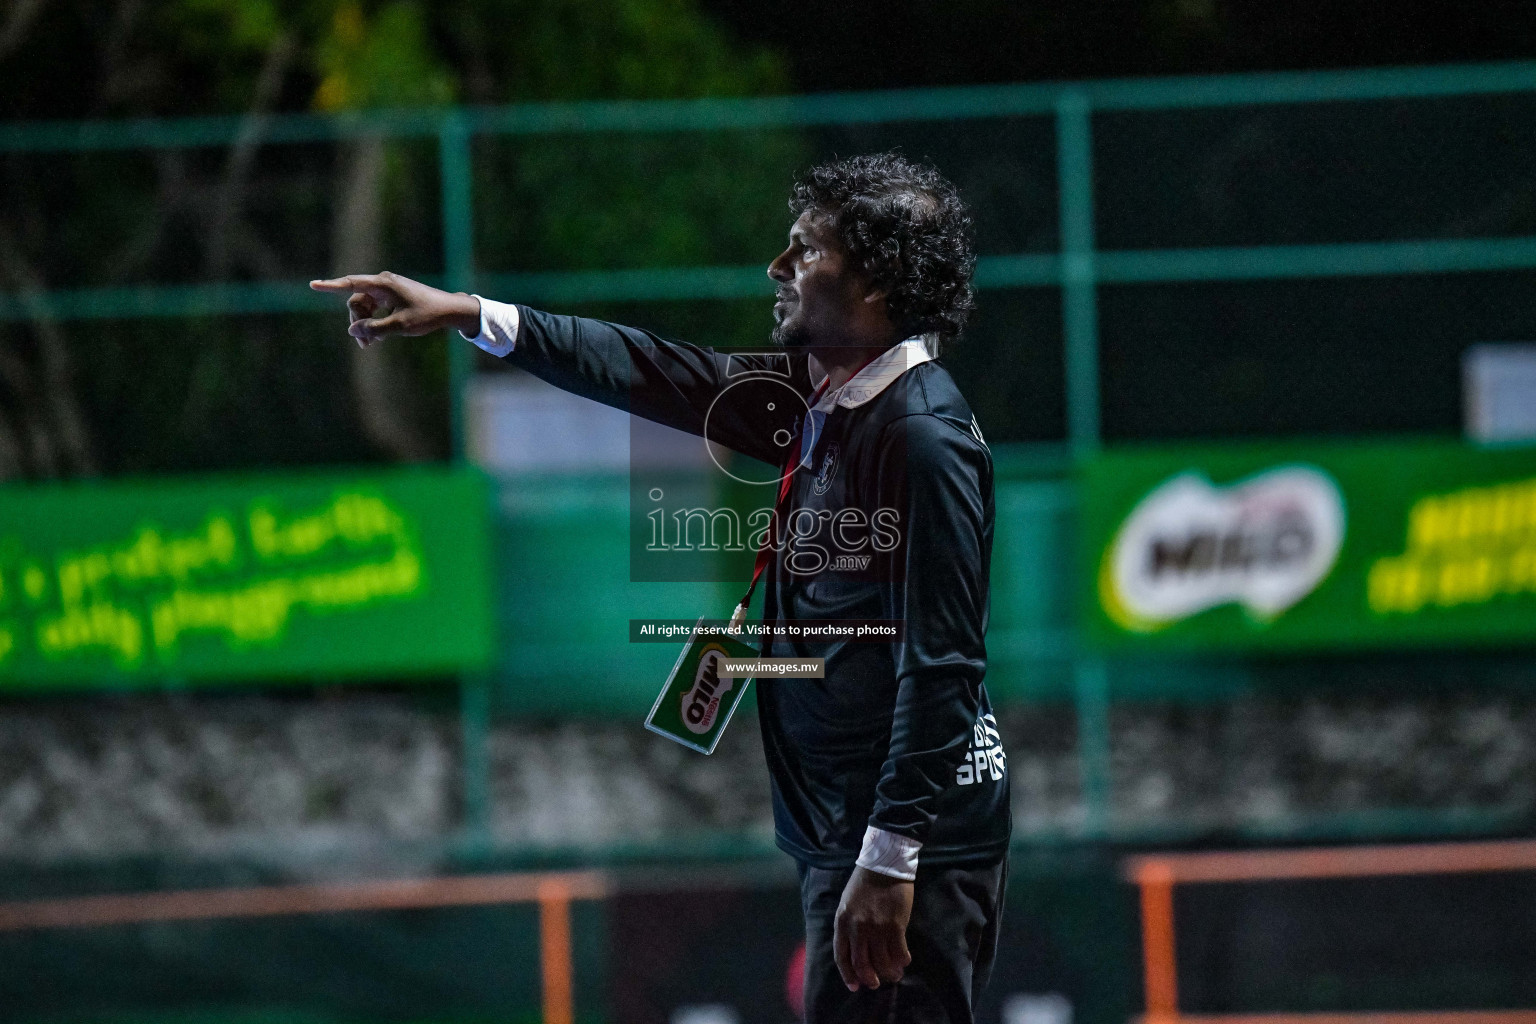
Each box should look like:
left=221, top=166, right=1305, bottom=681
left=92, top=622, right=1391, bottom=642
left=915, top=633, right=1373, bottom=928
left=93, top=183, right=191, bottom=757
left=312, top=272, right=809, bottom=466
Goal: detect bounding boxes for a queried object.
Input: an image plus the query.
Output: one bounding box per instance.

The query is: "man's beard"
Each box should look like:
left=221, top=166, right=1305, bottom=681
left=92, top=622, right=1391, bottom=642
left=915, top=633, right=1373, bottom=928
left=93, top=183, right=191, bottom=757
left=772, top=318, right=813, bottom=349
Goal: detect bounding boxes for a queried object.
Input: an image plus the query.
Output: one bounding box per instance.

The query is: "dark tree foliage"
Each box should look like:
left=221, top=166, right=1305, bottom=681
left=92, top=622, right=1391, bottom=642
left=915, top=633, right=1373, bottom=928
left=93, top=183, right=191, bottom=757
left=705, top=0, right=1536, bottom=91
left=0, top=0, right=794, bottom=479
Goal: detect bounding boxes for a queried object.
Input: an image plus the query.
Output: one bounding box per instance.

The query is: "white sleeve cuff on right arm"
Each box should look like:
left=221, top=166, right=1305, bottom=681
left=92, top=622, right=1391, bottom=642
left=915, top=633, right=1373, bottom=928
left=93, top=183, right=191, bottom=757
left=855, top=825, right=922, bottom=881
left=459, top=295, right=520, bottom=357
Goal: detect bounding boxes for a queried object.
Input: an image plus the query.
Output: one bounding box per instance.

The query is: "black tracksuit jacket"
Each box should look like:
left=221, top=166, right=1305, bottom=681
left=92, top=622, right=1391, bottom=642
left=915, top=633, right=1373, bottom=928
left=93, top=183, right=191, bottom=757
left=507, top=306, right=1012, bottom=869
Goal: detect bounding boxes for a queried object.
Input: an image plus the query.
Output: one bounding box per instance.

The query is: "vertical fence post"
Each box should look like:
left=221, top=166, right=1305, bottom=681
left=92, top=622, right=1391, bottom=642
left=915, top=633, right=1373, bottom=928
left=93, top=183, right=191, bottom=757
left=459, top=664, right=492, bottom=853
left=1073, top=658, right=1112, bottom=837
left=1056, top=88, right=1100, bottom=456
left=440, top=111, right=492, bottom=852
left=440, top=110, right=475, bottom=461
left=1057, top=89, right=1114, bottom=838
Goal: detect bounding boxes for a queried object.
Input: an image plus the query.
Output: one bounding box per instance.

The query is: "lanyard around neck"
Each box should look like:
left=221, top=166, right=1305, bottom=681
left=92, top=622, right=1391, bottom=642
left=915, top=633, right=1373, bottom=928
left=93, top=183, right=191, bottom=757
left=728, top=351, right=885, bottom=629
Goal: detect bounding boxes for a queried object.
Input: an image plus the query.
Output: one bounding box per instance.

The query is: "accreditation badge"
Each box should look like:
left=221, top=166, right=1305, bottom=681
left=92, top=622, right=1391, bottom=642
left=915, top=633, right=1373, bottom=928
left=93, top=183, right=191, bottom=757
left=644, top=617, right=759, bottom=754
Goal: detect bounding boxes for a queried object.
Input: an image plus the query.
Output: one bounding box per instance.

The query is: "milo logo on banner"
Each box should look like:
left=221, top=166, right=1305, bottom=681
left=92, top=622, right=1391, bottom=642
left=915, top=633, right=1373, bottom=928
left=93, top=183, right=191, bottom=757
left=1100, top=466, right=1345, bottom=632
left=681, top=643, right=733, bottom=734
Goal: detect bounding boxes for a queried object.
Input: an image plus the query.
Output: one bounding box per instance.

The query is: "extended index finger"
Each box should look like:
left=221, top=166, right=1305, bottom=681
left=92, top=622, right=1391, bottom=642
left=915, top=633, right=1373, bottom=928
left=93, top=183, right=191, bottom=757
left=309, top=275, right=393, bottom=300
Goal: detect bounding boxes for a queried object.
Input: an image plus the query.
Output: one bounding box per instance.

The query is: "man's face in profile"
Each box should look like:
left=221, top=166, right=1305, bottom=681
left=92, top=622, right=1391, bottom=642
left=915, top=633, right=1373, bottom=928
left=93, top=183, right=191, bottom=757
left=768, top=209, right=871, bottom=350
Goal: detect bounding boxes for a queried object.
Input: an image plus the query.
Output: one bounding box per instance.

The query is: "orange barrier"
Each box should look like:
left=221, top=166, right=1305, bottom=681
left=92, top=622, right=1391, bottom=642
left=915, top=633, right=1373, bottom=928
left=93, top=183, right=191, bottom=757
left=538, top=877, right=578, bottom=1024
left=1125, top=839, right=1536, bottom=884
left=1137, top=860, right=1179, bottom=1021
left=0, top=869, right=608, bottom=1024
left=1124, top=840, right=1536, bottom=1024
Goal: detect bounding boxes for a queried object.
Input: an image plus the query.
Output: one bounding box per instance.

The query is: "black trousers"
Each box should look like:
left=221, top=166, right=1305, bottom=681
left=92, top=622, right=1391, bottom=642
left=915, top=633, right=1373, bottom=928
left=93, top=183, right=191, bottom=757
left=797, top=857, right=1008, bottom=1024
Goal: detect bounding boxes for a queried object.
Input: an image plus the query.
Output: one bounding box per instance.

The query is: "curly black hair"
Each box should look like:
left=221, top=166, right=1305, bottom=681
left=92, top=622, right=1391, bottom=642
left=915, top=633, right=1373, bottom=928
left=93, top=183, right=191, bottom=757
left=789, top=152, right=976, bottom=352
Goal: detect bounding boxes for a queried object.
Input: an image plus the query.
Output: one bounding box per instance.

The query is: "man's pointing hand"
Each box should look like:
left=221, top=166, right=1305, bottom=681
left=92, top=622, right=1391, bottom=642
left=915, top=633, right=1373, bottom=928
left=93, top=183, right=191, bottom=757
left=309, top=272, right=481, bottom=348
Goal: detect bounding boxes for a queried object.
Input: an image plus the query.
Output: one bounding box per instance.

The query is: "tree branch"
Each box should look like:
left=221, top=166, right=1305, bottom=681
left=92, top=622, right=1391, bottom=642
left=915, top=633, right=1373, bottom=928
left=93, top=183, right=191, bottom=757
left=333, top=137, right=434, bottom=462
left=0, top=221, right=99, bottom=477
left=205, top=30, right=297, bottom=280
left=0, top=0, right=51, bottom=64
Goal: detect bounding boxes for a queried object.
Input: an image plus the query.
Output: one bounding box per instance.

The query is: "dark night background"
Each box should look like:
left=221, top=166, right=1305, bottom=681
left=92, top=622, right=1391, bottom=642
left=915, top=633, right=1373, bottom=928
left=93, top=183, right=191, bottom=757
left=1, top=9, right=1535, bottom=1024
left=706, top=0, right=1536, bottom=90
left=9, top=2, right=1536, bottom=118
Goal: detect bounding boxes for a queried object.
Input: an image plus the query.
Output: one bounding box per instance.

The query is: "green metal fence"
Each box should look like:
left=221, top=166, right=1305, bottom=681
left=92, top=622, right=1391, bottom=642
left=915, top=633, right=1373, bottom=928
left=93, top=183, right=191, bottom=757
left=4, top=60, right=1536, bottom=845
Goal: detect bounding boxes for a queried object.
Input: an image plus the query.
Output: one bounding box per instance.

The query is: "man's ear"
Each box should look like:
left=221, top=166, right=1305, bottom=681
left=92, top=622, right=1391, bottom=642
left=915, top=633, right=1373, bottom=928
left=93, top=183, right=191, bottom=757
left=859, top=262, right=894, bottom=306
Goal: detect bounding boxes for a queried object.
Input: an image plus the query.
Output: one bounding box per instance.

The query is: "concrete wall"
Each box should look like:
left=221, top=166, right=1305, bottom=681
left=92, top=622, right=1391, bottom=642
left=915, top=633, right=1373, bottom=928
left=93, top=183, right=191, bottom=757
left=0, top=689, right=1531, bottom=863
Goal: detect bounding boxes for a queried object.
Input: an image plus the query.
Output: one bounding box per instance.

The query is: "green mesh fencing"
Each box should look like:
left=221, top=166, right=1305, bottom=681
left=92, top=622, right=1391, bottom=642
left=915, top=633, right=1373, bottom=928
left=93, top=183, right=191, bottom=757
left=4, top=62, right=1536, bottom=843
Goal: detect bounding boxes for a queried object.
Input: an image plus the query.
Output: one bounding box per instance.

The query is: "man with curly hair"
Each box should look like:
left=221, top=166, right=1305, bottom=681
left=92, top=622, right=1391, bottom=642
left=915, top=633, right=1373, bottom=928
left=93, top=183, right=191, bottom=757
left=314, top=151, right=1010, bottom=1024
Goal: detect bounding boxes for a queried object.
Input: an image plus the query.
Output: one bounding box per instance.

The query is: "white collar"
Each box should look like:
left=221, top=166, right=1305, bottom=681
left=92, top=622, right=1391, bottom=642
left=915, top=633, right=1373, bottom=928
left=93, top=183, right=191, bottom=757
left=808, top=337, right=934, bottom=412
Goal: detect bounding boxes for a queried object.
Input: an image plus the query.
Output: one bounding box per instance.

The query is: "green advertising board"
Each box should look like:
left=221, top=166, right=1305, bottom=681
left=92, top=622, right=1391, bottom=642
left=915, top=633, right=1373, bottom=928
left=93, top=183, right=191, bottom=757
left=0, top=466, right=494, bottom=685
left=1082, top=439, right=1536, bottom=652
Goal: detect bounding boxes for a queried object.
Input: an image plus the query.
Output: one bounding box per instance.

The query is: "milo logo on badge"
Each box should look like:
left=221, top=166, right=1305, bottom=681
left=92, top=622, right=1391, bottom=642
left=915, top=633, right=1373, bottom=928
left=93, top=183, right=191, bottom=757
left=646, top=619, right=757, bottom=754
left=680, top=643, right=734, bottom=734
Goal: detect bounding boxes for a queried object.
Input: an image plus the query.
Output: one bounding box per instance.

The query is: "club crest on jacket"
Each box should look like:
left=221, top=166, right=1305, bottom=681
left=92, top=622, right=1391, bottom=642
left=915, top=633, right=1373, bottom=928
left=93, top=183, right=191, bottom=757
left=813, top=443, right=840, bottom=495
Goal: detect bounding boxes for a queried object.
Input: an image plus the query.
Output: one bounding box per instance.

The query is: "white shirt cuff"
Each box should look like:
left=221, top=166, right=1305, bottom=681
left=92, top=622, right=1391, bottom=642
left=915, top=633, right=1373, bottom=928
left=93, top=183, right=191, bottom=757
left=459, top=295, right=519, bottom=357
left=855, top=825, right=921, bottom=881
